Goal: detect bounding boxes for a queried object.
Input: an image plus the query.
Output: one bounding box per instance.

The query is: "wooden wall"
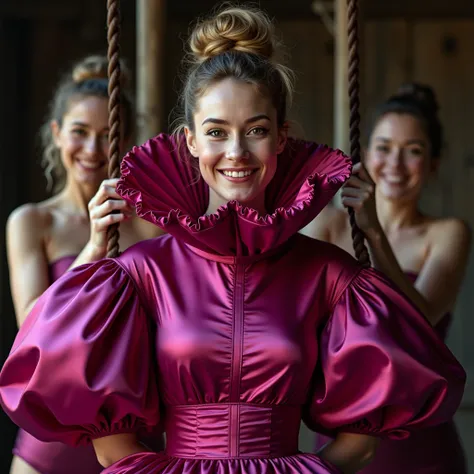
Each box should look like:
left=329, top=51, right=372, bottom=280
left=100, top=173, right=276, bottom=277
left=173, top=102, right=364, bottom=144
left=0, top=3, right=473, bottom=471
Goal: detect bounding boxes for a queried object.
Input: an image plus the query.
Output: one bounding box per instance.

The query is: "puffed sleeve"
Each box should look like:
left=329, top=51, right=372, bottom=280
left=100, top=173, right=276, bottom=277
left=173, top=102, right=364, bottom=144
left=303, top=267, right=466, bottom=440
left=0, top=259, right=159, bottom=447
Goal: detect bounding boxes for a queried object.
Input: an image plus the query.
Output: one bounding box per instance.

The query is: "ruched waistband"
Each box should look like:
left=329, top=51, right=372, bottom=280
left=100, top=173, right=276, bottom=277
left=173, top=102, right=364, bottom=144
left=165, top=404, right=301, bottom=459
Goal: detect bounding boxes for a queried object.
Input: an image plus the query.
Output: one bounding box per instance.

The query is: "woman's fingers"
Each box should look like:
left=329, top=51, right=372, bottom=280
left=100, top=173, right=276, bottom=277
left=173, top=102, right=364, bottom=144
left=90, top=199, right=131, bottom=220
left=92, top=213, right=129, bottom=232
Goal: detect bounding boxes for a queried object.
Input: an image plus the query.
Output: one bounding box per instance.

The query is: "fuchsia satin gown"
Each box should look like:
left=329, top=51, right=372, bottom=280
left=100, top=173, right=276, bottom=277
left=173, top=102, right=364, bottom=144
left=13, top=256, right=104, bottom=474
left=316, top=272, right=467, bottom=474
left=0, top=135, right=466, bottom=474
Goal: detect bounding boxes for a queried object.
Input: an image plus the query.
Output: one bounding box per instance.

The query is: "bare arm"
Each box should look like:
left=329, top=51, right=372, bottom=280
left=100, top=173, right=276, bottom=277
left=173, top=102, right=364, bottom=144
left=300, top=204, right=337, bottom=242
left=92, top=434, right=150, bottom=468
left=339, top=163, right=472, bottom=325
left=364, top=220, right=471, bottom=325
left=318, top=433, right=379, bottom=473
left=6, top=205, right=52, bottom=327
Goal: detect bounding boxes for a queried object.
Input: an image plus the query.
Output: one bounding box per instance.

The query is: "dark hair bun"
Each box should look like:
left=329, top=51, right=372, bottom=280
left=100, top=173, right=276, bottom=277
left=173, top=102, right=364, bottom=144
left=394, top=82, right=439, bottom=116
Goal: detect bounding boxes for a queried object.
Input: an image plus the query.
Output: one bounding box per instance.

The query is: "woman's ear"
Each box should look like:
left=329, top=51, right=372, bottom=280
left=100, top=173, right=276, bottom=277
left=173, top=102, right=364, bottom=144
left=184, top=127, right=198, bottom=158
left=51, top=120, right=61, bottom=147
left=277, top=122, right=289, bottom=154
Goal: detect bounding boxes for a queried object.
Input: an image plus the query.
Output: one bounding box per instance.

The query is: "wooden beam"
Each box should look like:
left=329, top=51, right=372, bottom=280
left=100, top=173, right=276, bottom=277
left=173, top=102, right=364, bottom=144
left=136, top=0, right=166, bottom=145
left=363, top=0, right=474, bottom=19
left=0, top=0, right=81, bottom=19
left=334, top=0, right=349, bottom=153
left=3, top=0, right=474, bottom=21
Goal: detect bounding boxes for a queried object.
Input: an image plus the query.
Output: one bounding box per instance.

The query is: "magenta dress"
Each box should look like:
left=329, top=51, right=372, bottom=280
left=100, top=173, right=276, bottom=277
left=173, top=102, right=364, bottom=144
left=0, top=135, right=466, bottom=474
left=339, top=273, right=466, bottom=474
left=12, top=256, right=104, bottom=474
left=11, top=259, right=164, bottom=474
left=315, top=274, right=467, bottom=473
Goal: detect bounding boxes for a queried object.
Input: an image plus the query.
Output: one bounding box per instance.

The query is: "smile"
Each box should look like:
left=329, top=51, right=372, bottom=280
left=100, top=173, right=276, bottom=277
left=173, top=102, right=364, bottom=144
left=221, top=169, right=255, bottom=178
left=77, top=160, right=106, bottom=170
left=217, top=168, right=258, bottom=183
left=383, top=177, right=406, bottom=184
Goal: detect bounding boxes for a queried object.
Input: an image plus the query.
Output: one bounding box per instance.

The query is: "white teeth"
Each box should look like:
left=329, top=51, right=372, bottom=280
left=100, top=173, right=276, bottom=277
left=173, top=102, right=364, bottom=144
left=79, top=161, right=102, bottom=170
left=385, top=177, right=404, bottom=183
left=222, top=170, right=254, bottom=178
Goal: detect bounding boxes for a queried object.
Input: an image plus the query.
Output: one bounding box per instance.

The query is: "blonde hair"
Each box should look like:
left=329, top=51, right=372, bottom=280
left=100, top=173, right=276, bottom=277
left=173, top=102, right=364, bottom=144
left=173, top=4, right=294, bottom=137
left=40, top=55, right=134, bottom=193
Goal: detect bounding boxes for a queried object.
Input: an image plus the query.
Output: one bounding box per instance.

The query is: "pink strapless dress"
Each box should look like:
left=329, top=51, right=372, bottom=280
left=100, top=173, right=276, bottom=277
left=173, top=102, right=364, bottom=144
left=315, top=272, right=467, bottom=474
left=12, top=256, right=163, bottom=474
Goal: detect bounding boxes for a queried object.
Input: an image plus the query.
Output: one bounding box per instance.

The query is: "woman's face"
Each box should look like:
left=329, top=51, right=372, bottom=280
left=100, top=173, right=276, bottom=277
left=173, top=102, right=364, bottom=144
left=185, top=78, right=287, bottom=215
left=52, top=96, right=121, bottom=190
left=365, top=112, right=435, bottom=202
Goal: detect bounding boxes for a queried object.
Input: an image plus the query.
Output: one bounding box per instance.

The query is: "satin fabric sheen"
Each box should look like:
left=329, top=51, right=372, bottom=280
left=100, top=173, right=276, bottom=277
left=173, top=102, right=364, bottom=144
left=13, top=256, right=104, bottom=474
left=0, top=135, right=466, bottom=474
left=316, top=272, right=467, bottom=474
left=12, top=258, right=164, bottom=474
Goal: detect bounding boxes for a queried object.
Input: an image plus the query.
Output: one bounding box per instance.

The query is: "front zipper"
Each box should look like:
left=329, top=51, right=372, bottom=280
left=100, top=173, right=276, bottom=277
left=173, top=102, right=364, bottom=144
left=229, top=262, right=245, bottom=457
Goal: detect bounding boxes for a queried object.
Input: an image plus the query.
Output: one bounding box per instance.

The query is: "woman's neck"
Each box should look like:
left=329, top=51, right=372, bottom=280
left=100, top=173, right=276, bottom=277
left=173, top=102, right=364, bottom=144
left=60, top=179, right=98, bottom=217
left=376, top=191, right=422, bottom=233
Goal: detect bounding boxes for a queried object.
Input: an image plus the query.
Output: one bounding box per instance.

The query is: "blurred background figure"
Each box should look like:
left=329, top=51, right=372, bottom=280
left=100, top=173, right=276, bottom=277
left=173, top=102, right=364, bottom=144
left=303, top=82, right=470, bottom=474
left=6, top=55, right=164, bottom=474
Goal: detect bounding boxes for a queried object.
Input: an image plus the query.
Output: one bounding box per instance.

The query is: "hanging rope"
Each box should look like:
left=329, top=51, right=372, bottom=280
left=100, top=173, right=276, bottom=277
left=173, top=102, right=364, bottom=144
left=347, top=0, right=370, bottom=267
left=106, top=0, right=122, bottom=258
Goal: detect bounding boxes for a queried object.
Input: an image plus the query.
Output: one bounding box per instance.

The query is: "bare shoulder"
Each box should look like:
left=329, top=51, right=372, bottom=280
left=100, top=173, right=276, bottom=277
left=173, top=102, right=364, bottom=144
left=427, top=217, right=471, bottom=250
left=6, top=195, right=64, bottom=243
left=7, top=202, right=49, bottom=235
left=301, top=204, right=349, bottom=241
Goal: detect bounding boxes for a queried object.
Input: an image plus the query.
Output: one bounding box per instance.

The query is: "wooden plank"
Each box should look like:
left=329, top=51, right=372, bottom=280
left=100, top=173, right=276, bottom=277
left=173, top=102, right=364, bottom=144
left=334, top=0, right=349, bottom=153
left=136, top=0, right=166, bottom=144
left=2, top=0, right=474, bottom=20
left=0, top=1, right=80, bottom=19
left=277, top=19, right=334, bottom=145
left=364, top=0, right=474, bottom=19
left=363, top=20, right=412, bottom=131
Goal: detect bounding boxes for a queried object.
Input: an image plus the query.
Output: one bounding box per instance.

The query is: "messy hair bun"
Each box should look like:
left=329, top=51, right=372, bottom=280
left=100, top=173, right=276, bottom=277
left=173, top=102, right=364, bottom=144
left=174, top=5, right=294, bottom=139
left=393, top=82, right=439, bottom=117
left=40, top=55, right=135, bottom=194
left=189, top=6, right=276, bottom=63
left=71, top=55, right=131, bottom=88
left=368, top=82, right=443, bottom=158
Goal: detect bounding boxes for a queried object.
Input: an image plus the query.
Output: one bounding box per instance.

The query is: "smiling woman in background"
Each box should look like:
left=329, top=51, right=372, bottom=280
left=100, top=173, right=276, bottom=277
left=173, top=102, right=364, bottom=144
left=304, top=83, right=471, bottom=474
left=6, top=55, right=163, bottom=474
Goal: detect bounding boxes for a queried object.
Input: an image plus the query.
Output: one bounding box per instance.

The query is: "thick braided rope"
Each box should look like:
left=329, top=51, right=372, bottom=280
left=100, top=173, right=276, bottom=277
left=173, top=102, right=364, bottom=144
left=347, top=0, right=370, bottom=267
left=106, top=0, right=121, bottom=258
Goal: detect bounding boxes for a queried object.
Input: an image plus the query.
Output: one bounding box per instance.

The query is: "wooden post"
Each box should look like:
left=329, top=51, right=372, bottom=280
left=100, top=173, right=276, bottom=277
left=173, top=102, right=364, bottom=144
left=136, top=0, right=166, bottom=145
left=334, top=0, right=350, bottom=153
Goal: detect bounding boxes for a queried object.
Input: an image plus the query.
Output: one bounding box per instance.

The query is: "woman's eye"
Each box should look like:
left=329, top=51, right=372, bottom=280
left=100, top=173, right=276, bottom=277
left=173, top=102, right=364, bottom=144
left=376, top=145, right=390, bottom=153
left=206, top=129, right=225, bottom=138
left=71, top=129, right=87, bottom=137
left=408, top=148, right=423, bottom=156
left=249, top=127, right=269, bottom=136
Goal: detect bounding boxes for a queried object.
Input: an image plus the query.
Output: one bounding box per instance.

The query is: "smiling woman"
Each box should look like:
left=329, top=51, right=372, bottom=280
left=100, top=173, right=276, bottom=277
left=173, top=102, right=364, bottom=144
left=305, top=83, right=471, bottom=473
left=40, top=55, right=134, bottom=194
left=4, top=55, right=164, bottom=474
left=184, top=78, right=286, bottom=215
